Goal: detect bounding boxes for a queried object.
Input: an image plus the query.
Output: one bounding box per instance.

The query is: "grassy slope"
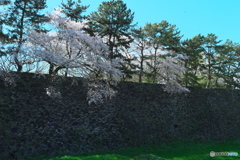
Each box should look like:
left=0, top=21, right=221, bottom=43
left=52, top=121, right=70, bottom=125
left=23, top=139, right=240, bottom=160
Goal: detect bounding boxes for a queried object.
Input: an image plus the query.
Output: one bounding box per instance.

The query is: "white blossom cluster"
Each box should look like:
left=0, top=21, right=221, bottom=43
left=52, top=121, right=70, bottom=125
left=158, top=54, right=189, bottom=93
left=131, top=37, right=189, bottom=93
left=27, top=10, right=122, bottom=79
left=45, top=86, right=62, bottom=99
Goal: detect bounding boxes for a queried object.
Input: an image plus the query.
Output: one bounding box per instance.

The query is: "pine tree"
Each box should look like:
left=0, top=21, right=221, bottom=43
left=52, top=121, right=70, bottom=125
left=3, top=0, right=49, bottom=72
left=88, top=0, right=135, bottom=59
left=87, top=0, right=135, bottom=80
left=202, top=33, right=221, bottom=88
left=144, top=21, right=182, bottom=83
left=214, top=40, right=240, bottom=88
left=132, top=27, right=149, bottom=82
left=181, top=34, right=205, bottom=87
left=0, top=0, right=11, bottom=6
left=60, top=0, right=89, bottom=22
left=59, top=0, right=89, bottom=76
left=0, top=0, right=11, bottom=56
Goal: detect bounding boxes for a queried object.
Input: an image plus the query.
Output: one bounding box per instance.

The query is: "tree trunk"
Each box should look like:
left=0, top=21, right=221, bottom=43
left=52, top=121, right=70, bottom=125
left=48, top=63, right=54, bottom=75
left=15, top=1, right=27, bottom=72
left=139, top=48, right=144, bottom=83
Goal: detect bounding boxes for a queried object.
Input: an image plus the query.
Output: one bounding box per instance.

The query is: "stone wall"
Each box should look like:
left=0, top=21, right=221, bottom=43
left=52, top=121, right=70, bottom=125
left=0, top=73, right=240, bottom=159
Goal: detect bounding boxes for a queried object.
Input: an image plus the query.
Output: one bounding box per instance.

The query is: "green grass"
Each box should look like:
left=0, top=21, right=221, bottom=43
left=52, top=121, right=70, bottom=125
left=22, top=139, right=240, bottom=160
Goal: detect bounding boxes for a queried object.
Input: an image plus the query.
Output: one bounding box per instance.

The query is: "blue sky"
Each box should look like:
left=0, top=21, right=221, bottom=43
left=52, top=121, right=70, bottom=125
left=46, top=0, right=240, bottom=43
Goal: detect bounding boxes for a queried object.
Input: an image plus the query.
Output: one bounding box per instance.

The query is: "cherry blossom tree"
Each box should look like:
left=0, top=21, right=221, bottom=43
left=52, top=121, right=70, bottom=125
left=139, top=21, right=189, bottom=93
left=27, top=10, right=121, bottom=77
left=155, top=53, right=189, bottom=93
left=130, top=25, right=189, bottom=93
left=26, top=10, right=123, bottom=104
left=136, top=45, right=189, bottom=93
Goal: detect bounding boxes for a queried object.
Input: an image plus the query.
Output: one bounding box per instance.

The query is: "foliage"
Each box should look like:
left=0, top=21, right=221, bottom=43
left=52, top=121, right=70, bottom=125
left=202, top=33, right=222, bottom=88
left=134, top=154, right=165, bottom=160
left=26, top=10, right=123, bottom=104
left=131, top=21, right=188, bottom=93
left=131, top=27, right=149, bottom=83
left=87, top=0, right=136, bottom=80
left=144, top=21, right=183, bottom=83
left=19, top=139, right=240, bottom=160
left=0, top=1, right=12, bottom=56
left=181, top=33, right=240, bottom=88
left=27, top=10, right=117, bottom=76
left=60, top=0, right=89, bottom=22
left=0, top=0, right=239, bottom=91
left=2, top=0, right=49, bottom=72
left=181, top=34, right=205, bottom=87
left=214, top=40, right=240, bottom=89
left=88, top=0, right=135, bottom=58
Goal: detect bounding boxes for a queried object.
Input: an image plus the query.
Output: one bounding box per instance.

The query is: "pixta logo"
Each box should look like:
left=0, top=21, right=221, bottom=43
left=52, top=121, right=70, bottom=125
left=210, top=151, right=238, bottom=157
